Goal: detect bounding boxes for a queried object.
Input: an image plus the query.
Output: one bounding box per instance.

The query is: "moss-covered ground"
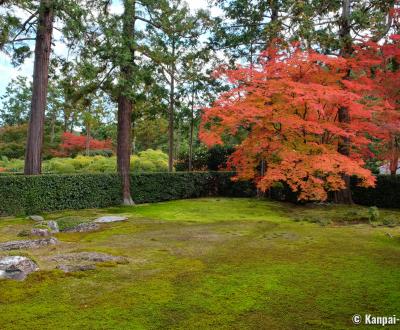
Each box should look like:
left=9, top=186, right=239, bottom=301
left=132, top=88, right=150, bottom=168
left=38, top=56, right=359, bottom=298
left=0, top=198, right=399, bottom=329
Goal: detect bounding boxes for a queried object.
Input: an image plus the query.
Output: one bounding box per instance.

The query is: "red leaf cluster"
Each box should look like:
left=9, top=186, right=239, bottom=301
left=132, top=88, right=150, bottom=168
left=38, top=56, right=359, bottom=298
left=54, top=132, right=113, bottom=156
left=200, top=39, right=400, bottom=201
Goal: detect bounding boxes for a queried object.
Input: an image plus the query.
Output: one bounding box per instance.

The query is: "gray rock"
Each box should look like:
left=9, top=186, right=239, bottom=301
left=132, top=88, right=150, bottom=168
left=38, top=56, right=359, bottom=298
left=0, top=256, right=39, bottom=280
left=57, top=264, right=96, bottom=273
left=51, top=252, right=128, bottom=264
left=62, top=222, right=100, bottom=233
left=0, top=237, right=58, bottom=251
left=28, top=215, right=44, bottom=222
left=47, top=221, right=59, bottom=233
left=94, top=215, right=128, bottom=223
left=30, top=228, right=51, bottom=237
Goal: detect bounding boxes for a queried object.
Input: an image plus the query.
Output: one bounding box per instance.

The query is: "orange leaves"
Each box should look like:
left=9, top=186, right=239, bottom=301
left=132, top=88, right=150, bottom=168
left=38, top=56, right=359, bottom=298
left=57, top=132, right=113, bottom=156
left=199, top=41, right=398, bottom=201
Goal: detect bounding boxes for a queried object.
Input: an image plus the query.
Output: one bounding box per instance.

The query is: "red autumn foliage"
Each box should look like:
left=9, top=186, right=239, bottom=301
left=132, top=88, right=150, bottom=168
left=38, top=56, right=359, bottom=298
left=200, top=40, right=400, bottom=201
left=54, top=132, right=113, bottom=157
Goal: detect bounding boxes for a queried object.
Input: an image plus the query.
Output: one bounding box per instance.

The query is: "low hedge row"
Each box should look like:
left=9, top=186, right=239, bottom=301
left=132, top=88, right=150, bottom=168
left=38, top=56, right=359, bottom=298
left=0, top=172, right=255, bottom=216
left=0, top=172, right=398, bottom=216
left=351, top=175, right=400, bottom=209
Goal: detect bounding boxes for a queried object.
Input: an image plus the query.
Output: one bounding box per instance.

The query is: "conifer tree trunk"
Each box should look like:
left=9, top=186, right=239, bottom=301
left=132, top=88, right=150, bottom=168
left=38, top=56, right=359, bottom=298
left=117, top=0, right=135, bottom=205
left=188, top=87, right=194, bottom=172
left=24, top=0, right=54, bottom=175
left=117, top=95, right=134, bottom=204
left=168, top=39, right=176, bottom=172
left=334, top=0, right=353, bottom=204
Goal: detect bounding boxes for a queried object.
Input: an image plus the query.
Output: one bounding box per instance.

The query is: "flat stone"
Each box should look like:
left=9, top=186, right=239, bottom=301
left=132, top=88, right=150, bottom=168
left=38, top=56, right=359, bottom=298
left=47, top=221, right=59, bottom=233
left=0, top=256, right=39, bottom=280
left=94, top=216, right=128, bottom=223
left=0, top=237, right=58, bottom=251
left=51, top=252, right=128, bottom=264
left=30, top=228, right=51, bottom=237
left=62, top=223, right=100, bottom=233
left=57, top=264, right=96, bottom=273
left=28, top=215, right=44, bottom=222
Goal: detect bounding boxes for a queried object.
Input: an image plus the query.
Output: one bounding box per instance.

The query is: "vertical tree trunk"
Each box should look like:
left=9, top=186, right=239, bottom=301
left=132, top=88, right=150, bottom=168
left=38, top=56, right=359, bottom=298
left=168, top=39, right=176, bottom=172
left=50, top=112, right=56, bottom=144
left=85, top=123, right=91, bottom=156
left=117, top=96, right=134, bottom=205
left=117, top=0, right=135, bottom=205
left=188, top=88, right=195, bottom=172
left=24, top=0, right=53, bottom=175
left=389, top=135, right=399, bottom=177
left=334, top=0, right=353, bottom=204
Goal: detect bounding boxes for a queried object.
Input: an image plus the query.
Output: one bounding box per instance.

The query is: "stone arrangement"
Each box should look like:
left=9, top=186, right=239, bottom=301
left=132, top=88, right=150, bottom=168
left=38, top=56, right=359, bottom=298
left=0, top=214, right=130, bottom=280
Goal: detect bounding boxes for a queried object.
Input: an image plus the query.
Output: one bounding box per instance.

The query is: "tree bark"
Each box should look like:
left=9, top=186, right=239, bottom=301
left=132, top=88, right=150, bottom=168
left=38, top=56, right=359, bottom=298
left=24, top=0, right=53, bottom=175
left=117, top=0, right=135, bottom=205
left=85, top=123, right=91, bottom=156
left=117, top=95, right=134, bottom=205
left=188, top=88, right=195, bottom=172
left=389, top=135, right=399, bottom=177
left=168, top=39, right=176, bottom=172
left=334, top=0, right=353, bottom=204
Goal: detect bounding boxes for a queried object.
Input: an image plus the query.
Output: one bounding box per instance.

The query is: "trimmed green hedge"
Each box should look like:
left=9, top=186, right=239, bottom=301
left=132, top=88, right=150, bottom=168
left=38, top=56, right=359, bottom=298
left=0, top=172, right=255, bottom=216
left=351, top=175, right=400, bottom=208
left=1, top=172, right=398, bottom=216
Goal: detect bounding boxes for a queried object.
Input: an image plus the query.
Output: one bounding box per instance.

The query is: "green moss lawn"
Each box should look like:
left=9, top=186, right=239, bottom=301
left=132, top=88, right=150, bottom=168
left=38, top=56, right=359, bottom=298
left=1, top=198, right=400, bottom=329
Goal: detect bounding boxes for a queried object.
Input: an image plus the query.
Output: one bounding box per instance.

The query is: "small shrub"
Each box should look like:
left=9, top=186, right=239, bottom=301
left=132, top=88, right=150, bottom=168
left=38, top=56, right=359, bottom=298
left=382, top=218, right=398, bottom=228
left=56, top=216, right=89, bottom=231
left=17, top=229, right=31, bottom=237
left=368, top=206, right=380, bottom=222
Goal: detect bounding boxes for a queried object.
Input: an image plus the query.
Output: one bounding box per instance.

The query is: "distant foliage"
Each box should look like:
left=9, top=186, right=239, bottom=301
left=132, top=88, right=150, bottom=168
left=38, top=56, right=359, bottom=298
left=0, top=149, right=170, bottom=174
left=176, top=145, right=234, bottom=171
left=130, top=149, right=169, bottom=172
left=55, top=132, right=113, bottom=157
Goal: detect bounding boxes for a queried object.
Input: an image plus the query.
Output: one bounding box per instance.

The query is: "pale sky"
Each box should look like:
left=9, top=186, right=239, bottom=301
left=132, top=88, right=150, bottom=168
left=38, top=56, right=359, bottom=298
left=0, top=0, right=220, bottom=98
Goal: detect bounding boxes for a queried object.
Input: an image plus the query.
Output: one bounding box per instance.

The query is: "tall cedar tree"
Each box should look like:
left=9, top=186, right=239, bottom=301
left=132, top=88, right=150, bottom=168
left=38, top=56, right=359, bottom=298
left=24, top=0, right=53, bottom=174
left=117, top=0, right=135, bottom=205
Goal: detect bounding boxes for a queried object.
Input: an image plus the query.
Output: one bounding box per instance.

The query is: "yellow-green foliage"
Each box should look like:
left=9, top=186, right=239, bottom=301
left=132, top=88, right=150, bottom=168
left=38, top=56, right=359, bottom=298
left=131, top=149, right=169, bottom=172
left=0, top=149, right=169, bottom=173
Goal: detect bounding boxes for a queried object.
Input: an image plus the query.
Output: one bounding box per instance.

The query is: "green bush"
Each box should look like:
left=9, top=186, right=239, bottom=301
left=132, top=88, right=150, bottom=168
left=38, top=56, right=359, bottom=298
left=368, top=206, right=380, bottom=222
left=0, top=172, right=254, bottom=215
left=0, top=149, right=170, bottom=174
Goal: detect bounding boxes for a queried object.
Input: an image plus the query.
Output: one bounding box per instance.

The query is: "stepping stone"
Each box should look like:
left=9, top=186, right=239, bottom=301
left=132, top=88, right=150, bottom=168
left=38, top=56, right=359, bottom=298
left=0, top=256, right=39, bottom=280
left=62, top=223, right=100, bottom=233
left=94, top=216, right=128, bottom=223
left=0, top=237, right=58, bottom=251
left=51, top=252, right=128, bottom=273
left=31, top=228, right=51, bottom=237
left=51, top=252, right=128, bottom=264
left=27, top=215, right=44, bottom=222
left=47, top=221, right=59, bottom=233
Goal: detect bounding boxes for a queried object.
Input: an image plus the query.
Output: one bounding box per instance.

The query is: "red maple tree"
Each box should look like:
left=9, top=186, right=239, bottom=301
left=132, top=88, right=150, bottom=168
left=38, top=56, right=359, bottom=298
left=54, top=132, right=113, bottom=157
left=200, top=42, right=399, bottom=201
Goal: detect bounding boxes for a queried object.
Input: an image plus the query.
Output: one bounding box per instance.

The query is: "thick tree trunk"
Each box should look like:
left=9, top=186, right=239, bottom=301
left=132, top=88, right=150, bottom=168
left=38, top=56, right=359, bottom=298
left=24, top=0, right=53, bottom=175
left=117, top=96, right=134, bottom=205
left=334, top=0, right=353, bottom=204
left=168, top=41, right=176, bottom=172
left=117, top=0, right=135, bottom=205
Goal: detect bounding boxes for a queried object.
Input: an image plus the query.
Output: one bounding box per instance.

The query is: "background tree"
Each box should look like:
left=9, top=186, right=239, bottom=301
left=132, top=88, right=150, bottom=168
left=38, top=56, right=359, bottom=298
left=0, top=76, right=31, bottom=126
